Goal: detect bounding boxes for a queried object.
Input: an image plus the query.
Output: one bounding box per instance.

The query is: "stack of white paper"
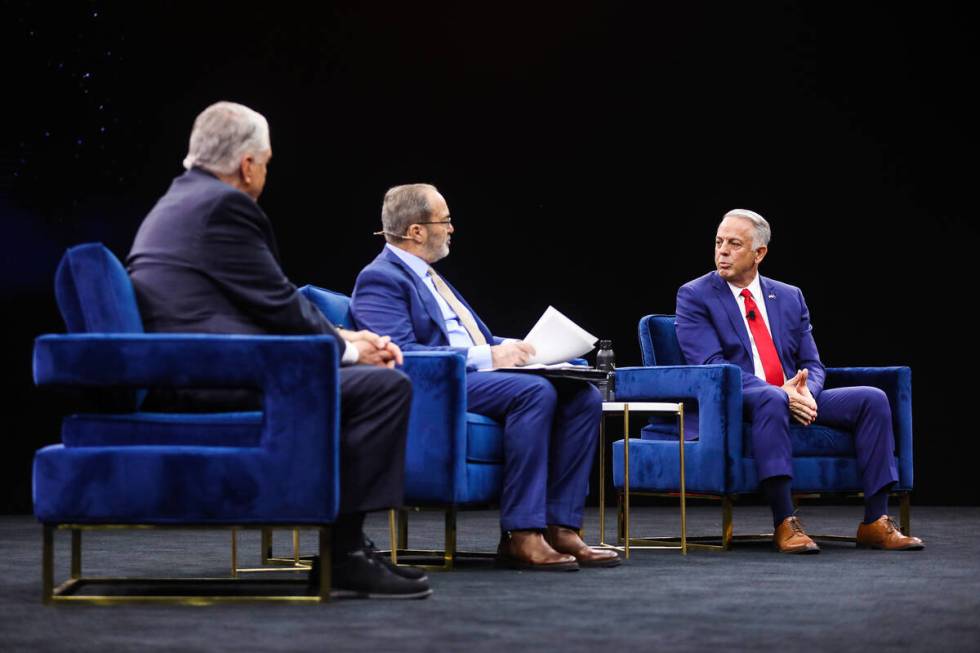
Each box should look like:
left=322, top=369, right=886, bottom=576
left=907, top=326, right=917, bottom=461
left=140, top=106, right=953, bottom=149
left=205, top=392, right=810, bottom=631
left=524, top=306, right=597, bottom=365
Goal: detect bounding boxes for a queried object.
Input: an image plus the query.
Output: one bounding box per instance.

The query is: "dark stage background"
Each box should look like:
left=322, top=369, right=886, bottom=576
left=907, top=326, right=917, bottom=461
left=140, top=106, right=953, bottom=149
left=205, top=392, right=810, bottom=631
left=1, top=2, right=975, bottom=512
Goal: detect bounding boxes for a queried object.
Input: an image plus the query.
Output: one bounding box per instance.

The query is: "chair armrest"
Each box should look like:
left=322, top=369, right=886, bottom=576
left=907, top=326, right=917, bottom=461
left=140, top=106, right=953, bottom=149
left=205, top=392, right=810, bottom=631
left=400, top=351, right=469, bottom=503
left=825, top=366, right=913, bottom=488
left=614, top=364, right=744, bottom=459
left=34, top=333, right=341, bottom=490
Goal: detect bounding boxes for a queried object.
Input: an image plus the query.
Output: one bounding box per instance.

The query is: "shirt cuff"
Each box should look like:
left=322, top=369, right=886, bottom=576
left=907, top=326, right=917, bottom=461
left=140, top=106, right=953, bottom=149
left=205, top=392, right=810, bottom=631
left=466, top=344, right=493, bottom=371
left=341, top=339, right=360, bottom=366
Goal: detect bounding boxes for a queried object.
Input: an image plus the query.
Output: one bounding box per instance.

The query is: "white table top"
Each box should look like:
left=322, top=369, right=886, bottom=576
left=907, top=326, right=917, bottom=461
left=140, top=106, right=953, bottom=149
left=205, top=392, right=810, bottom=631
left=601, top=401, right=682, bottom=412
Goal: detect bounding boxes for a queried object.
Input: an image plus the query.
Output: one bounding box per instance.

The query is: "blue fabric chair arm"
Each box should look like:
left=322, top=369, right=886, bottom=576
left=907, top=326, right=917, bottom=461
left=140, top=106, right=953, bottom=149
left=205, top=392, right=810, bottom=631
left=399, top=351, right=469, bottom=503
left=825, top=366, right=913, bottom=489
left=614, top=363, right=744, bottom=459
left=33, top=333, right=342, bottom=519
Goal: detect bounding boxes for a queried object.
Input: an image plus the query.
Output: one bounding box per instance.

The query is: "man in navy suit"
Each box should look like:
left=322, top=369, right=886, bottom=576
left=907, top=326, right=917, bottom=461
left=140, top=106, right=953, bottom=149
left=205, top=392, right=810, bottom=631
left=127, top=102, right=431, bottom=598
left=350, top=183, right=619, bottom=570
left=675, top=209, right=924, bottom=553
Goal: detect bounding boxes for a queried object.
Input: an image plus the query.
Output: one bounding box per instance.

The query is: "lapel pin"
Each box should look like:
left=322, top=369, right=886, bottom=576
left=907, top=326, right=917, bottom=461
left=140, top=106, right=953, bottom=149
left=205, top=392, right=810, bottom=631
left=768, top=293, right=776, bottom=299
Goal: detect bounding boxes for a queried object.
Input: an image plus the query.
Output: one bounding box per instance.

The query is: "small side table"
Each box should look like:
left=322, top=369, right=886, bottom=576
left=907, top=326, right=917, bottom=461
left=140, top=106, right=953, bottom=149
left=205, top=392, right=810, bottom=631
left=597, top=401, right=688, bottom=557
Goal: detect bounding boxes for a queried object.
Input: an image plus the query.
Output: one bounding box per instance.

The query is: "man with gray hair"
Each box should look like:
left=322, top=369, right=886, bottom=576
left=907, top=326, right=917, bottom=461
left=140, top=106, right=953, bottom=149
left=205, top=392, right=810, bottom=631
left=127, top=102, right=432, bottom=598
left=674, top=209, right=924, bottom=553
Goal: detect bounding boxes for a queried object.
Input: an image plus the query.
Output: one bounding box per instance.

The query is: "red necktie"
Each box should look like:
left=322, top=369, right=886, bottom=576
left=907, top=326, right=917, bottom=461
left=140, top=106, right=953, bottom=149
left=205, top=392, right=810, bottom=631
left=740, top=288, right=784, bottom=386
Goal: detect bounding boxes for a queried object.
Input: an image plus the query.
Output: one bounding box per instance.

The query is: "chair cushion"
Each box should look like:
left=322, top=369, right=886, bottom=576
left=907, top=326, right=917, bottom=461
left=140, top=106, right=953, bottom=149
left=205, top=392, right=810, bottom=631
left=641, top=419, right=856, bottom=457
left=55, top=243, right=144, bottom=334
left=466, top=412, right=504, bottom=463
left=62, top=412, right=263, bottom=447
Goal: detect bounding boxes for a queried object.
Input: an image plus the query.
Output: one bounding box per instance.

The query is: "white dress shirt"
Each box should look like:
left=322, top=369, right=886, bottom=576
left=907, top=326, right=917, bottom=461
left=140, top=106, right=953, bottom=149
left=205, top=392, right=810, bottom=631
left=727, top=274, right=784, bottom=384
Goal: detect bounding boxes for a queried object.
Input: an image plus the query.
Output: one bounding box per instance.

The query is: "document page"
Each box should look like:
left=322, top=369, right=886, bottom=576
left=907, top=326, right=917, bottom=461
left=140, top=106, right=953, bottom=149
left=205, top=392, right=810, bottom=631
left=478, top=306, right=598, bottom=371
left=524, top=306, right=598, bottom=365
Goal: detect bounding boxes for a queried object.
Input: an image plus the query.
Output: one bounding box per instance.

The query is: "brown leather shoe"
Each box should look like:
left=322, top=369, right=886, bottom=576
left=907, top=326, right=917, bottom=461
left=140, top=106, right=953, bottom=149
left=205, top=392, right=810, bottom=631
left=497, top=531, right=579, bottom=571
left=774, top=516, right=820, bottom=554
left=545, top=525, right=622, bottom=567
left=856, top=515, right=924, bottom=550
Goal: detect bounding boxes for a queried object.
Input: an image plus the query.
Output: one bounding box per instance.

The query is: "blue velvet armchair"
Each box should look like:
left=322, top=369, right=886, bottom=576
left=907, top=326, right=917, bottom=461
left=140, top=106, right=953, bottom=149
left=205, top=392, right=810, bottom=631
left=609, top=314, right=913, bottom=548
left=301, top=285, right=504, bottom=568
left=33, top=244, right=341, bottom=602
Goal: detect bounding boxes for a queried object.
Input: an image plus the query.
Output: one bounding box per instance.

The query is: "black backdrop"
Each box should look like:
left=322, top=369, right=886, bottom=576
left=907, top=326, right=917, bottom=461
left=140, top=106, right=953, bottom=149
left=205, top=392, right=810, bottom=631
left=2, top=2, right=975, bottom=512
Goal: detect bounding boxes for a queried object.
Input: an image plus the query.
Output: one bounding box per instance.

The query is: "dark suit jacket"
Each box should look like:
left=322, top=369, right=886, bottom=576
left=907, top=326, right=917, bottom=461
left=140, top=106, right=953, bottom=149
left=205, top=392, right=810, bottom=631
left=350, top=247, right=504, bottom=366
left=127, top=167, right=338, bottom=340
left=674, top=271, right=826, bottom=398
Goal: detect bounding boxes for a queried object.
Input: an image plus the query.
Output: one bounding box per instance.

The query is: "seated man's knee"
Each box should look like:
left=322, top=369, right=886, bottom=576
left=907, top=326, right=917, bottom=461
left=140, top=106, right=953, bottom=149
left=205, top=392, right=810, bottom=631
left=517, top=376, right=558, bottom=410
left=861, top=386, right=890, bottom=415
left=749, top=385, right=789, bottom=419
left=375, top=367, right=413, bottom=399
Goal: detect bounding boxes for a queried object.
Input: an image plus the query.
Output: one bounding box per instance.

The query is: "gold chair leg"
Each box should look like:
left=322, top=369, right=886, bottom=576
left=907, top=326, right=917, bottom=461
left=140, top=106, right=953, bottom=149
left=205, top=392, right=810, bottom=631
left=42, top=525, right=54, bottom=604
left=443, top=508, right=457, bottom=570
left=900, top=493, right=911, bottom=535
left=388, top=510, right=399, bottom=564
left=721, top=496, right=734, bottom=550
left=292, top=529, right=301, bottom=564
left=616, top=491, right=624, bottom=545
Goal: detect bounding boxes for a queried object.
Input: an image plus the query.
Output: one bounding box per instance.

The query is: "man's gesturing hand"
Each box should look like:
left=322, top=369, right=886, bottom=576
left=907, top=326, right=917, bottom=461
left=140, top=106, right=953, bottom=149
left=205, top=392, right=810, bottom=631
left=782, top=368, right=817, bottom=425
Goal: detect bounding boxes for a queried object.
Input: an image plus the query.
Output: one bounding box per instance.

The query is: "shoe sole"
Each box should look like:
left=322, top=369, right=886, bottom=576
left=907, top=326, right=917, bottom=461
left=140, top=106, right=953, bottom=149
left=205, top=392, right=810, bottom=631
left=331, top=588, right=434, bottom=600
left=495, top=557, right=580, bottom=572
left=578, top=557, right=623, bottom=568
left=856, top=543, right=925, bottom=551
left=777, top=546, right=820, bottom=554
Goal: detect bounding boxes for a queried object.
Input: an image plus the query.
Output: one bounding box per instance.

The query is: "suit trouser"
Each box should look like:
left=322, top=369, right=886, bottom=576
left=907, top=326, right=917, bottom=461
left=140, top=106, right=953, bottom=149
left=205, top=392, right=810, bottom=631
left=466, top=372, right=602, bottom=531
left=338, top=365, right=412, bottom=514
left=744, top=384, right=899, bottom=497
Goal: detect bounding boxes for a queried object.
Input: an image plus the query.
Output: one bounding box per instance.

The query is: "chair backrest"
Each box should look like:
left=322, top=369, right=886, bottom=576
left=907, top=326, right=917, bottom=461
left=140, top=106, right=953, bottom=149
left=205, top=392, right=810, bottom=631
left=55, top=243, right=144, bottom=334
left=300, top=285, right=353, bottom=329
left=638, top=314, right=685, bottom=366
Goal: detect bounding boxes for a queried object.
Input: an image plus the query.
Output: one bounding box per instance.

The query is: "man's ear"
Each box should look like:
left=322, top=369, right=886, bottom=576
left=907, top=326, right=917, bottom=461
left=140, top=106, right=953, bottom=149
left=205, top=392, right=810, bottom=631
left=755, top=245, right=768, bottom=264
left=240, top=154, right=255, bottom=185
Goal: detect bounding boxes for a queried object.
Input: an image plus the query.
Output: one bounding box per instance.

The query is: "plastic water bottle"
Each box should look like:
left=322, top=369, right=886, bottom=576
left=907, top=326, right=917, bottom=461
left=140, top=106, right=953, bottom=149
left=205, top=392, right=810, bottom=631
left=596, top=340, right=615, bottom=401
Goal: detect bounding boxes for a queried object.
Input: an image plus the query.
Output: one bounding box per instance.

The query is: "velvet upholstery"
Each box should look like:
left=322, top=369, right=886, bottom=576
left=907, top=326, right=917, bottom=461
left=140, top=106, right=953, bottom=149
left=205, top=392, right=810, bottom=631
left=33, top=334, right=341, bottom=524
left=612, top=315, right=913, bottom=496
left=300, top=284, right=355, bottom=329
left=300, top=285, right=505, bottom=507
left=33, top=245, right=342, bottom=528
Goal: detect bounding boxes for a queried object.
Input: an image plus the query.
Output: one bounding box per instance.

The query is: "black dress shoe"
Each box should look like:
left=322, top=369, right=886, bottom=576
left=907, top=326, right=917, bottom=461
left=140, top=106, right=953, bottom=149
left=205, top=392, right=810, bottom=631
left=322, top=549, right=432, bottom=600
left=363, top=537, right=429, bottom=581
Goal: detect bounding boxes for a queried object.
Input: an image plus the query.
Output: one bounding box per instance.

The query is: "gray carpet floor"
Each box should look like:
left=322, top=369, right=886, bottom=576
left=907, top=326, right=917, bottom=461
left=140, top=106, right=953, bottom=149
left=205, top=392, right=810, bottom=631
left=1, top=505, right=977, bottom=652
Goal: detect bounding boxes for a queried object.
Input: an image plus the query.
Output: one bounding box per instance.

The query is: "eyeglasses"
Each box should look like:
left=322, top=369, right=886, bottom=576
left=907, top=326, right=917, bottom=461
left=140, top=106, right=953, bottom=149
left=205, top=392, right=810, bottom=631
left=414, top=218, right=452, bottom=226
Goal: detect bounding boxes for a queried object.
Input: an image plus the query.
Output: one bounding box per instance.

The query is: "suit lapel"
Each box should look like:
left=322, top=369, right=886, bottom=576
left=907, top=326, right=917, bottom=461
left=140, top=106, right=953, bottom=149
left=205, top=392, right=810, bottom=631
left=381, top=248, right=451, bottom=343
left=711, top=273, right=753, bottom=360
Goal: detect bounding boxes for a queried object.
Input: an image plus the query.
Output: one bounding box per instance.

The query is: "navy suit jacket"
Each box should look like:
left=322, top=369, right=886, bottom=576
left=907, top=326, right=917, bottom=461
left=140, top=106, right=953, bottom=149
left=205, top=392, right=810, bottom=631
left=351, top=248, right=504, bottom=366
left=675, top=271, right=826, bottom=398
left=127, top=167, right=339, bottom=340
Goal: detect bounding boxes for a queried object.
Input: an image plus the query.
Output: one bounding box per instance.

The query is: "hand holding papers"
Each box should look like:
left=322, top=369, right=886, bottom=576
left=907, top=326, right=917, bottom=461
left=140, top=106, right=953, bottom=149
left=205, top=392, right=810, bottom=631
left=479, top=306, right=598, bottom=371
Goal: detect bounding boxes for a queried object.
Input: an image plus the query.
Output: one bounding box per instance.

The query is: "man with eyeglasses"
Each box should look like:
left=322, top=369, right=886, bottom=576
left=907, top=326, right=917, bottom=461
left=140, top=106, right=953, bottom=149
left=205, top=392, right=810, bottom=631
left=350, top=183, right=620, bottom=571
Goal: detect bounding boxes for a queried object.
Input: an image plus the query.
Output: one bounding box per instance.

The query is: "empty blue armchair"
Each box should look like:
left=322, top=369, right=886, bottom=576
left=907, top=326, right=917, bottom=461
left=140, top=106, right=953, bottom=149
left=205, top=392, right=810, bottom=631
left=610, top=314, right=913, bottom=547
left=33, top=244, right=341, bottom=602
left=302, top=285, right=504, bottom=568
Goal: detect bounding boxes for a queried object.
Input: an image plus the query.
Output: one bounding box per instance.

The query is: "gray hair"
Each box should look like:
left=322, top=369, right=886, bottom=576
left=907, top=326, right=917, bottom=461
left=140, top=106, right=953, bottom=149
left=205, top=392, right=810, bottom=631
left=381, top=184, right=439, bottom=242
left=182, top=101, right=271, bottom=175
left=723, top=208, right=771, bottom=248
